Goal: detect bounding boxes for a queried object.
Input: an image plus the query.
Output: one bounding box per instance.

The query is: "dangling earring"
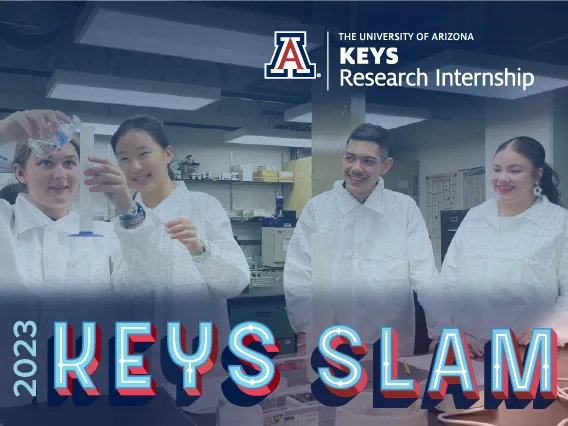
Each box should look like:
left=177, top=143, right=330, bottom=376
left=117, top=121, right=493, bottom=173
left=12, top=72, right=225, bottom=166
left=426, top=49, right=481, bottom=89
left=533, top=183, right=543, bottom=197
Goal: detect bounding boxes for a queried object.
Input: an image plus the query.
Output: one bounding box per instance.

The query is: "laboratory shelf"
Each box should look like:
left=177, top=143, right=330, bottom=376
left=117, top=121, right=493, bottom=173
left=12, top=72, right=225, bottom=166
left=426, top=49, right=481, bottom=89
left=229, top=216, right=264, bottom=223
left=178, top=178, right=293, bottom=185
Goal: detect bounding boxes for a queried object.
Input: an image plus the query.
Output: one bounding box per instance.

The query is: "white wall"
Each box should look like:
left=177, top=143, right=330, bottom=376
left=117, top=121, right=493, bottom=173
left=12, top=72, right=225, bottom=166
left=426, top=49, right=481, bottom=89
left=390, top=104, right=486, bottom=214
left=485, top=93, right=554, bottom=198
left=389, top=104, right=485, bottom=268
left=553, top=95, right=568, bottom=202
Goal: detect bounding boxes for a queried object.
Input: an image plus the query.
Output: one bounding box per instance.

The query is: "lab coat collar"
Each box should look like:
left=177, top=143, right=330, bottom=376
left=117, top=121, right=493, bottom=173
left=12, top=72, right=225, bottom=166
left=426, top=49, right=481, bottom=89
left=333, top=178, right=385, bottom=215
left=480, top=195, right=554, bottom=228
left=135, top=180, right=187, bottom=215
left=14, top=194, right=78, bottom=234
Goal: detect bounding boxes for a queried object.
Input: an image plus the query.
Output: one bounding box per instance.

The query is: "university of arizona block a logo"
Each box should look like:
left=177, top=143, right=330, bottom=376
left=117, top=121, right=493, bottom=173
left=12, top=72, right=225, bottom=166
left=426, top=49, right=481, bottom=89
left=265, top=31, right=317, bottom=79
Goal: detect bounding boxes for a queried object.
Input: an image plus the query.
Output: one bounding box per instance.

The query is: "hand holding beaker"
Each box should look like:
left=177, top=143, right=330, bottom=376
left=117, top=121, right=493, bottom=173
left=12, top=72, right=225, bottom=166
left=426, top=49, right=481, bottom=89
left=84, top=156, right=134, bottom=214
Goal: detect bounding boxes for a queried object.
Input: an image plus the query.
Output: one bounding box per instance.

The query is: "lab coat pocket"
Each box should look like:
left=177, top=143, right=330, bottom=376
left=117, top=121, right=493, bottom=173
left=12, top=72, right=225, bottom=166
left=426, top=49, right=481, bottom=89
left=456, top=252, right=494, bottom=298
left=512, top=253, right=555, bottom=288
left=457, top=252, right=554, bottom=337
left=356, top=258, right=411, bottom=338
left=375, top=259, right=412, bottom=319
left=509, top=255, right=558, bottom=314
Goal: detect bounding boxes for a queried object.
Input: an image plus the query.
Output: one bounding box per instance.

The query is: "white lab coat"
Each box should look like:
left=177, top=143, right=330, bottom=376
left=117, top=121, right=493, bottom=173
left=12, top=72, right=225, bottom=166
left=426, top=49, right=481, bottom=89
left=0, top=194, right=168, bottom=407
left=284, top=179, right=438, bottom=356
left=439, top=196, right=568, bottom=346
left=135, top=181, right=250, bottom=414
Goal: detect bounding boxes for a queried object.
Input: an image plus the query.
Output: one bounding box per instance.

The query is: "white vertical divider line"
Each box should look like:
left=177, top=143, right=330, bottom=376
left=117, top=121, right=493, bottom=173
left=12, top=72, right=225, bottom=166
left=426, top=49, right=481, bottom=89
left=79, top=125, right=95, bottom=233
left=326, top=31, right=330, bottom=92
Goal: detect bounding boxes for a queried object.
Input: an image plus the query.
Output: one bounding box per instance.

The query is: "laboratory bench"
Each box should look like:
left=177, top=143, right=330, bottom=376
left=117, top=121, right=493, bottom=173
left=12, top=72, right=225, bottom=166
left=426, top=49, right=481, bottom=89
left=228, top=281, right=297, bottom=356
left=3, top=343, right=565, bottom=426
left=227, top=284, right=433, bottom=356
left=0, top=390, right=195, bottom=426
left=231, top=280, right=285, bottom=299
left=186, top=348, right=568, bottom=426
left=36, top=348, right=557, bottom=426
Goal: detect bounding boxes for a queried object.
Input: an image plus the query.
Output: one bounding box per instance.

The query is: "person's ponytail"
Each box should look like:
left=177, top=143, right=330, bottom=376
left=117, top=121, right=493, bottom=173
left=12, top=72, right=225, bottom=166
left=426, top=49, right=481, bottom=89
left=540, top=163, right=561, bottom=206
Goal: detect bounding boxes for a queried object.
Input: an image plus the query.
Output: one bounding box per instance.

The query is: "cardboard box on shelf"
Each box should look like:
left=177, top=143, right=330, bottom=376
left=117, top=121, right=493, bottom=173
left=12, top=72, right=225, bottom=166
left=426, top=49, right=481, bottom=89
left=257, top=165, right=278, bottom=171
left=254, top=170, right=278, bottom=177
left=237, top=170, right=253, bottom=182
left=232, top=164, right=254, bottom=173
left=253, top=170, right=279, bottom=182
left=283, top=157, right=312, bottom=216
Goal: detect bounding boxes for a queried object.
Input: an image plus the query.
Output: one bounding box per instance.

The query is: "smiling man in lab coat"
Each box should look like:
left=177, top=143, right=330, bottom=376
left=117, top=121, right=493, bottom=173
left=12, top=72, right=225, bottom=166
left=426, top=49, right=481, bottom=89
left=284, top=123, right=438, bottom=357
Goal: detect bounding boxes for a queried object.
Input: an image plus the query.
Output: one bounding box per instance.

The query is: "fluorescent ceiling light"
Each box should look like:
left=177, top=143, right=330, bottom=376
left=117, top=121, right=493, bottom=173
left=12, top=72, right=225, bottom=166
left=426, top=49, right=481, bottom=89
left=77, top=115, right=126, bottom=136
left=285, top=102, right=430, bottom=129
left=82, top=122, right=118, bottom=136
left=75, top=2, right=325, bottom=69
left=46, top=70, right=220, bottom=111
left=225, top=128, right=311, bottom=148
left=397, top=49, right=568, bottom=99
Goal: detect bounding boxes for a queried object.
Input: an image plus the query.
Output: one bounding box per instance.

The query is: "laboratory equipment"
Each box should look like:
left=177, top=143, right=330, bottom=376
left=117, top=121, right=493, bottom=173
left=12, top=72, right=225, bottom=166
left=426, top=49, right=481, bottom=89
left=249, top=264, right=280, bottom=288
left=227, top=295, right=296, bottom=355
left=27, top=115, right=81, bottom=159
left=262, top=385, right=335, bottom=426
left=69, top=124, right=103, bottom=238
left=232, top=164, right=253, bottom=182
left=275, top=194, right=283, bottom=215
left=216, top=378, right=288, bottom=426
left=217, top=396, right=263, bottom=426
left=178, top=154, right=200, bottom=179
left=261, top=192, right=296, bottom=267
left=216, top=372, right=335, bottom=426
left=216, top=360, right=429, bottom=426
left=0, top=155, right=9, bottom=172
left=336, top=390, right=427, bottom=426
left=440, top=209, right=468, bottom=263
left=261, top=227, right=294, bottom=267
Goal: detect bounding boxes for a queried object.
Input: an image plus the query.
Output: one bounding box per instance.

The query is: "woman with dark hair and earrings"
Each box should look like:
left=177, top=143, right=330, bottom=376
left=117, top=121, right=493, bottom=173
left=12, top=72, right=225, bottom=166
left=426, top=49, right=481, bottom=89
left=428, top=136, right=568, bottom=357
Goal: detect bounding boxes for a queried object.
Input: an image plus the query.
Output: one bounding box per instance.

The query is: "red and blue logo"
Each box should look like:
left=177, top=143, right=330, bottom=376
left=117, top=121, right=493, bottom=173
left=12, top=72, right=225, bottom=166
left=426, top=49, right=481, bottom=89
left=265, top=31, right=317, bottom=79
